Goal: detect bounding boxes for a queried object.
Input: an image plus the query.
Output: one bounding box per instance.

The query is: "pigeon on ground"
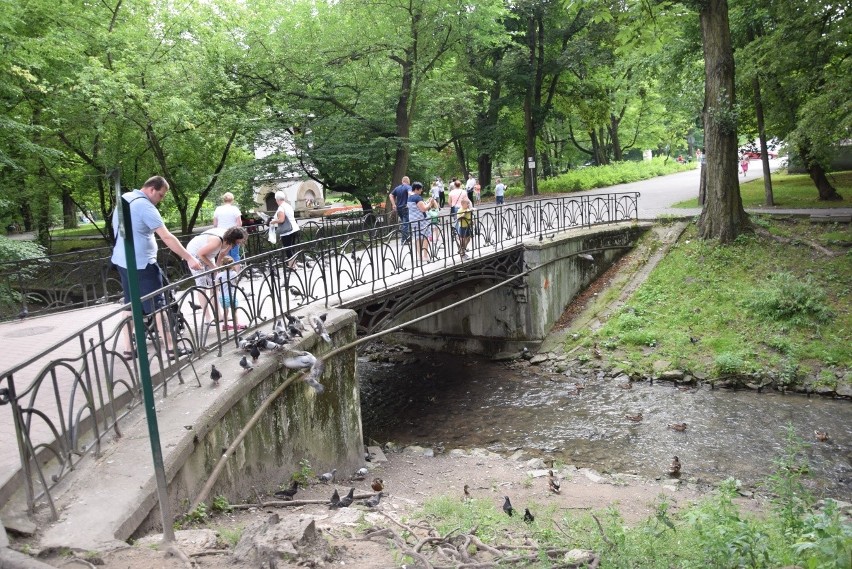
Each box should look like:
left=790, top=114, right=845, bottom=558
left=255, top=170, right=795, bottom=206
left=264, top=340, right=283, bottom=351
left=502, top=496, right=514, bottom=517
left=338, top=487, right=355, bottom=508
left=351, top=467, right=368, bottom=481
left=318, top=468, right=337, bottom=483
left=288, top=325, right=303, bottom=338
left=239, top=356, right=253, bottom=372
left=371, top=478, right=384, bottom=492
left=274, top=319, right=287, bottom=335
left=362, top=492, right=383, bottom=508
left=309, top=313, right=331, bottom=343
left=210, top=365, right=221, bottom=386
left=523, top=508, right=535, bottom=523
left=273, top=480, right=299, bottom=500
left=328, top=488, right=340, bottom=507
left=188, top=301, right=202, bottom=311
left=17, top=307, right=28, bottom=320
left=250, top=343, right=261, bottom=363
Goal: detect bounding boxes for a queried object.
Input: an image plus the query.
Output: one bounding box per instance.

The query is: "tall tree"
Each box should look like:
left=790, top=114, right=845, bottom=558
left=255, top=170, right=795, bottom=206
left=695, top=0, right=748, bottom=242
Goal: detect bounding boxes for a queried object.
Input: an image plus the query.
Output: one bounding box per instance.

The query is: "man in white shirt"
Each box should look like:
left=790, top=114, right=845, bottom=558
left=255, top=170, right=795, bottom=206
left=465, top=174, right=477, bottom=203
left=494, top=177, right=506, bottom=205
left=213, top=192, right=243, bottom=261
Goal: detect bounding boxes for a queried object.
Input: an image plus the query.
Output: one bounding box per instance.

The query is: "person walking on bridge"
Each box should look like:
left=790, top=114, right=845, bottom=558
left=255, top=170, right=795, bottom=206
left=213, top=192, right=243, bottom=262
left=389, top=176, right=412, bottom=243
left=111, top=175, right=201, bottom=359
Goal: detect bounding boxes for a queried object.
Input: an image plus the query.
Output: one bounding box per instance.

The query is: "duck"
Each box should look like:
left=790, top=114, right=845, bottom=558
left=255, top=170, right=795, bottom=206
left=462, top=484, right=472, bottom=502
left=669, top=456, right=682, bottom=477
left=624, top=413, right=643, bottom=422
left=668, top=423, right=688, bottom=432
left=815, top=430, right=829, bottom=442
left=548, top=470, right=561, bottom=494
left=371, top=477, right=384, bottom=492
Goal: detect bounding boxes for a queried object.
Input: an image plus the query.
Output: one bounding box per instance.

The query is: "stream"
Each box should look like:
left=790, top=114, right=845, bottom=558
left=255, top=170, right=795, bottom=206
left=359, top=346, right=852, bottom=500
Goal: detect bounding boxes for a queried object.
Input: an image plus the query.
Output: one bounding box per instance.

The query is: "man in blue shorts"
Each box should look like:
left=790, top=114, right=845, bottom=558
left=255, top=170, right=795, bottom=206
left=111, top=175, right=201, bottom=358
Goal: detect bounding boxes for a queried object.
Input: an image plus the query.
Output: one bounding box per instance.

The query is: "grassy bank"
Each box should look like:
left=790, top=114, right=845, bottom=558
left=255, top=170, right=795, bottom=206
left=673, top=170, right=851, bottom=209
left=564, top=217, right=851, bottom=391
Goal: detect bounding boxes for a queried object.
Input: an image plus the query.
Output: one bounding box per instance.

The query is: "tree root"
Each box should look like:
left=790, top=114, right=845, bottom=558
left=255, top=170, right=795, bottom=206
left=754, top=226, right=840, bottom=257
left=361, top=519, right=599, bottom=569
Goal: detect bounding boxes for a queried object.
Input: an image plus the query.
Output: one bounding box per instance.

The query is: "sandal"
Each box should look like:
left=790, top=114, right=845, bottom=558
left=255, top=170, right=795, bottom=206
left=122, top=350, right=137, bottom=358
left=166, top=346, right=192, bottom=358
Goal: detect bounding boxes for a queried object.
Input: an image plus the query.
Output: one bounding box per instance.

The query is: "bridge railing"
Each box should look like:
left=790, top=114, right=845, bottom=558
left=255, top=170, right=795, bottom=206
left=0, top=210, right=392, bottom=322
left=0, top=191, right=637, bottom=516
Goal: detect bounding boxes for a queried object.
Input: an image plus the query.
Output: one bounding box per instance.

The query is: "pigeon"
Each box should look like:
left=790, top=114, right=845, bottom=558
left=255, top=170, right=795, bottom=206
left=351, top=467, right=369, bottom=481
left=250, top=343, right=261, bottom=363
left=338, top=487, right=355, bottom=508
left=362, top=491, right=383, bottom=508
left=210, top=365, right=221, bottom=386
left=288, top=286, right=302, bottom=298
left=284, top=312, right=306, bottom=332
left=302, top=357, right=325, bottom=394
left=319, top=468, right=337, bottom=483
left=273, top=480, right=299, bottom=500
left=548, top=470, right=561, bottom=494
left=239, top=356, right=253, bottom=372
left=288, top=325, right=304, bottom=338
left=328, top=488, right=340, bottom=507
left=502, top=496, right=514, bottom=517
left=371, top=478, right=383, bottom=492
left=17, top=307, right=28, bottom=320
left=523, top=508, right=535, bottom=523
left=309, top=313, right=331, bottom=343
left=188, top=300, right=202, bottom=311
left=264, top=340, right=283, bottom=351
left=669, top=456, right=682, bottom=477
left=283, top=350, right=317, bottom=370
left=274, top=319, right=287, bottom=335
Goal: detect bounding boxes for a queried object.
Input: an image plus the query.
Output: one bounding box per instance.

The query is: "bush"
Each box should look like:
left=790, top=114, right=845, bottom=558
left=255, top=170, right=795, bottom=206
left=714, top=352, right=747, bottom=375
left=743, top=272, right=832, bottom=325
left=0, top=236, right=48, bottom=309
left=537, top=157, right=695, bottom=195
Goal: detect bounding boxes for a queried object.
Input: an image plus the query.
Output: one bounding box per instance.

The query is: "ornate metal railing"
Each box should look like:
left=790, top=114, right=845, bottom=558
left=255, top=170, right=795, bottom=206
left=0, top=192, right=638, bottom=516
left=0, top=211, right=392, bottom=322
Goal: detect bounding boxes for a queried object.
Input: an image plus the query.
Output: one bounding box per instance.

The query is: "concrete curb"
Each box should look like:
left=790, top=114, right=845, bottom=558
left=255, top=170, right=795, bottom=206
left=0, top=548, right=57, bottom=569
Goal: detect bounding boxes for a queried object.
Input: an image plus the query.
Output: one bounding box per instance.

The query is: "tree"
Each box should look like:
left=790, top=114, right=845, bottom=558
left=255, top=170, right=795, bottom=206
left=738, top=0, right=847, bottom=201
left=695, top=0, right=748, bottom=242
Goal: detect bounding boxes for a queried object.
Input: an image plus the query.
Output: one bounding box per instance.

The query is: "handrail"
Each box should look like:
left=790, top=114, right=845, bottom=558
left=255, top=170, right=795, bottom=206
left=0, top=191, right=639, bottom=516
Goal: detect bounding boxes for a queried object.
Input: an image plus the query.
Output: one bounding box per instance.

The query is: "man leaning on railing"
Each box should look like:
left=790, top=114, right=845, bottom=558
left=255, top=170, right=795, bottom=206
left=110, top=176, right=202, bottom=359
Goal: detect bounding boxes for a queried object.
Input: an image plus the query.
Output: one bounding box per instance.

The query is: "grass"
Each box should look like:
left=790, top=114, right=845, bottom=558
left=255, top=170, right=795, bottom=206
left=566, top=218, right=851, bottom=383
left=413, top=436, right=851, bottom=568
left=673, top=170, right=852, bottom=209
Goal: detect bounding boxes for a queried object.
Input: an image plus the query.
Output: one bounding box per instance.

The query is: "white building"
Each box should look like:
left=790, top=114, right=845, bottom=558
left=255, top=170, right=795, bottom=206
left=253, top=131, right=325, bottom=216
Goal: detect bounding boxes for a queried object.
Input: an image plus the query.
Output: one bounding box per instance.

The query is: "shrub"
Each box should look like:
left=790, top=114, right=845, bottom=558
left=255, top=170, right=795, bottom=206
left=714, top=352, right=747, bottom=375
left=537, top=158, right=695, bottom=195
left=743, top=272, right=832, bottom=325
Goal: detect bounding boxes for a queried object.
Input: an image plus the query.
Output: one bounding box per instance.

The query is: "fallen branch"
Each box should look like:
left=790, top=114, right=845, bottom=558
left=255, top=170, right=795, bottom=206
left=591, top=514, right=614, bottom=550
left=754, top=226, right=839, bottom=257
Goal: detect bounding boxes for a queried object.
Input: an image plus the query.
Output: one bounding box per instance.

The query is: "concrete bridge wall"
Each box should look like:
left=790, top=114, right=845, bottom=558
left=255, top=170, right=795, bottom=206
left=397, top=223, right=649, bottom=355
left=129, top=311, right=363, bottom=538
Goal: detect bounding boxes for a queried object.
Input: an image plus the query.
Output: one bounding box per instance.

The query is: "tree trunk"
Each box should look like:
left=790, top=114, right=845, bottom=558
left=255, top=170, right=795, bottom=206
left=752, top=76, right=774, bottom=206
left=808, top=163, right=843, bottom=201
left=609, top=113, right=623, bottom=162
left=477, top=154, right=492, bottom=191
left=390, top=59, right=414, bottom=189
left=62, top=188, right=78, bottom=229
left=696, top=0, right=749, bottom=243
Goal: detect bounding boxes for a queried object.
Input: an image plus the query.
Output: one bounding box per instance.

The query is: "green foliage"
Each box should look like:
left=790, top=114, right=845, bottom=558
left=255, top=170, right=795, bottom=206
left=218, top=526, right=243, bottom=548
left=537, top=158, right=695, bottom=194
left=211, top=495, right=232, bottom=513
left=763, top=426, right=813, bottom=533
left=793, top=500, right=852, bottom=569
left=291, top=458, right=314, bottom=486
left=743, top=272, right=832, bottom=326
left=714, top=352, right=748, bottom=375
left=0, top=236, right=48, bottom=308
left=175, top=503, right=209, bottom=529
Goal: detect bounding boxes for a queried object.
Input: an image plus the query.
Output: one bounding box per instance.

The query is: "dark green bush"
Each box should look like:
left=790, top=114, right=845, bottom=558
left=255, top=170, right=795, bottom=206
left=743, top=272, right=832, bottom=325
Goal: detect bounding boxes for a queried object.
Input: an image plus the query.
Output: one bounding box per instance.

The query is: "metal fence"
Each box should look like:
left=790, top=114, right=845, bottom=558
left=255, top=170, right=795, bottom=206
left=0, top=192, right=638, bottom=517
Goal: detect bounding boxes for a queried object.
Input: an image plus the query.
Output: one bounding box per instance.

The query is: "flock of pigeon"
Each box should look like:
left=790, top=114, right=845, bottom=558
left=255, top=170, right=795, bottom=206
left=272, top=466, right=385, bottom=509
left=209, top=311, right=332, bottom=393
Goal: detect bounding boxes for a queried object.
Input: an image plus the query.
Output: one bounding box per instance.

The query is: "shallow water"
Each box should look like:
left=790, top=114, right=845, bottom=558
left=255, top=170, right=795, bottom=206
left=359, top=349, right=852, bottom=499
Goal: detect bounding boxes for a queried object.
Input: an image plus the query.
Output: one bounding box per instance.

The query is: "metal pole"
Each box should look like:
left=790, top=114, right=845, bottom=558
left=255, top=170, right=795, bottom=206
left=115, top=171, right=176, bottom=543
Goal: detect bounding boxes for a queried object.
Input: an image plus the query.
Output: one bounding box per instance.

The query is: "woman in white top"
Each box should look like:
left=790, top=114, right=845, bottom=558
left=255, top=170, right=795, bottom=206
left=186, top=227, right=247, bottom=323
left=213, top=192, right=243, bottom=261
left=271, top=191, right=301, bottom=269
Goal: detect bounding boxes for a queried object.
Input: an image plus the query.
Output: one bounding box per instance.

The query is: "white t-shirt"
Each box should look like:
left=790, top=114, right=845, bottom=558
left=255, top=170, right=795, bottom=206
left=275, top=201, right=300, bottom=236
left=213, top=203, right=241, bottom=229
left=466, top=177, right=476, bottom=191
left=495, top=183, right=506, bottom=196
